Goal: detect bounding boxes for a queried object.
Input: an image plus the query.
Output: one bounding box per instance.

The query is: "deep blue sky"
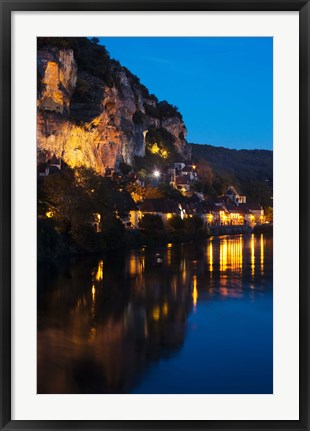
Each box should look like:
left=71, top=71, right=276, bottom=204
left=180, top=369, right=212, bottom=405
left=98, top=37, right=273, bottom=151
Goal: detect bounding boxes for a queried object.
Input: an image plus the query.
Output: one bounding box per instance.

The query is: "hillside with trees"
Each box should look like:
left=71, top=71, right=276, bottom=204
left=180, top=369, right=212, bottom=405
left=190, top=143, right=273, bottom=206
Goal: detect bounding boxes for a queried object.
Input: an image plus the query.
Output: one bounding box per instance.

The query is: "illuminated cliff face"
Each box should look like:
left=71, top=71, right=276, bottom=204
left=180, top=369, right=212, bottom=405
left=37, top=42, right=188, bottom=172
left=39, top=49, right=77, bottom=113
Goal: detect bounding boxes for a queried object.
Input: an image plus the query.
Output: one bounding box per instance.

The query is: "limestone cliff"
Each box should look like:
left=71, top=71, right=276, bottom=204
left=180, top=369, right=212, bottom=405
left=37, top=37, right=189, bottom=174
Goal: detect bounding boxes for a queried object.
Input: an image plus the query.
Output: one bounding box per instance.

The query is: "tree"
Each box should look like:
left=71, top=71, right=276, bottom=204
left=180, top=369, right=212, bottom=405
left=158, top=183, right=184, bottom=201
left=197, top=160, right=214, bottom=187
left=167, top=215, right=184, bottom=230
left=90, top=37, right=99, bottom=45
left=184, top=215, right=203, bottom=234
left=126, top=183, right=163, bottom=203
left=265, top=206, right=273, bottom=222
left=139, top=214, right=164, bottom=231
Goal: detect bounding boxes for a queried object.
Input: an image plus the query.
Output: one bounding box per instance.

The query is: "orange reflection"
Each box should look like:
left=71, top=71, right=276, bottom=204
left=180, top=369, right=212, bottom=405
left=152, top=306, right=160, bottom=321
left=209, top=242, right=213, bottom=273
left=260, top=234, right=264, bottom=275
left=192, top=275, right=198, bottom=310
left=220, top=239, right=228, bottom=272
left=95, top=260, right=103, bottom=281
left=162, top=302, right=169, bottom=316
left=218, top=236, right=244, bottom=273
left=167, top=243, right=172, bottom=266
left=251, top=234, right=255, bottom=277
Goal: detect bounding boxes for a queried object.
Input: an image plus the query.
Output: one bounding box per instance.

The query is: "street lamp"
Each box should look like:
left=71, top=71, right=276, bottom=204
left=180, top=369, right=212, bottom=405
left=153, top=170, right=160, bottom=178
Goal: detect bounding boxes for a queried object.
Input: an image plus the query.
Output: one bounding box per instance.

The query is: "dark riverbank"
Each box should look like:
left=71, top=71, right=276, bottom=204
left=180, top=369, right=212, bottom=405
left=38, top=217, right=273, bottom=263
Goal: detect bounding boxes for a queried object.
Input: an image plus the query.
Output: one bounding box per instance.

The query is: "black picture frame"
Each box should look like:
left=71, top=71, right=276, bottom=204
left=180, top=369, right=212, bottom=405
left=1, top=0, right=309, bottom=429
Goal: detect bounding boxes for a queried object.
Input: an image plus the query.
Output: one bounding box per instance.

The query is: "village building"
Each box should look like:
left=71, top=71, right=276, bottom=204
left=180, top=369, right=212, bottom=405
left=180, top=164, right=198, bottom=181
left=37, top=154, right=63, bottom=177
left=225, top=185, right=247, bottom=204
left=246, top=203, right=266, bottom=224
left=175, top=175, right=191, bottom=194
left=139, top=199, right=180, bottom=223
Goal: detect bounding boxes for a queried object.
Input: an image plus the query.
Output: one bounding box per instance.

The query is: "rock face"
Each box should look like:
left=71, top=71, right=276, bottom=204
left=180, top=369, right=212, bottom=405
left=37, top=38, right=189, bottom=174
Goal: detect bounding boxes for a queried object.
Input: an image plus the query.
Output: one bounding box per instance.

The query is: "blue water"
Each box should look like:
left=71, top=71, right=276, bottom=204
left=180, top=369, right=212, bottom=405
left=133, top=292, right=272, bottom=394
left=37, top=234, right=273, bottom=394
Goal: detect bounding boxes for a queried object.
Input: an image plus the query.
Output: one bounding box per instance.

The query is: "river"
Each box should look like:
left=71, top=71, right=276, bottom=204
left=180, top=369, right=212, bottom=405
left=37, top=233, right=273, bottom=394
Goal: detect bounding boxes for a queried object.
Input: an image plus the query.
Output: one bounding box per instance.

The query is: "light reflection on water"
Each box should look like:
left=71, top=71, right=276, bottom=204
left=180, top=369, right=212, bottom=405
left=37, top=234, right=273, bottom=394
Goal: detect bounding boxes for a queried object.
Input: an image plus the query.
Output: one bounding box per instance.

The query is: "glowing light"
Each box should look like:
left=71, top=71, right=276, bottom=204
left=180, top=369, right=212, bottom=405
left=162, top=302, right=169, bottom=316
left=152, top=305, right=160, bottom=321
left=153, top=170, right=160, bottom=178
left=92, top=285, right=96, bottom=300
left=95, top=260, right=103, bottom=281
left=150, top=143, right=168, bottom=159
left=46, top=210, right=53, bottom=218
left=166, top=213, right=172, bottom=220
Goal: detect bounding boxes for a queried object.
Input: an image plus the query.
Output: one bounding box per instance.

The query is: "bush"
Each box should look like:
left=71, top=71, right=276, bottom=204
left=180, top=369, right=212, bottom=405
left=143, top=104, right=160, bottom=118
left=119, top=161, right=132, bottom=176
left=100, top=215, right=125, bottom=249
left=139, top=214, right=164, bottom=231
left=37, top=218, right=68, bottom=261
left=71, top=224, right=102, bottom=253
left=158, top=100, right=182, bottom=120
left=167, top=215, right=184, bottom=230
left=184, top=215, right=203, bottom=234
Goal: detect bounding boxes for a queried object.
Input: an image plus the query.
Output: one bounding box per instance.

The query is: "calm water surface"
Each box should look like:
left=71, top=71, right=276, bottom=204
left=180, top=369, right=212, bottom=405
left=37, top=234, right=273, bottom=394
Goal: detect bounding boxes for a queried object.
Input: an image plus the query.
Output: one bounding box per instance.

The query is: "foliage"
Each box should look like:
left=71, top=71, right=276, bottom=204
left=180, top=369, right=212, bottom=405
left=138, top=214, right=164, bottom=231
left=100, top=214, right=125, bottom=249
left=38, top=167, right=129, bottom=255
left=71, top=224, right=102, bottom=253
left=167, top=215, right=184, bottom=230
left=143, top=103, right=160, bottom=118
left=119, top=161, right=132, bottom=176
left=197, top=160, right=214, bottom=186
left=37, top=218, right=69, bottom=261
left=145, top=126, right=177, bottom=163
left=158, top=183, right=184, bottom=201
left=190, top=143, right=273, bottom=207
left=157, top=100, right=182, bottom=120
left=244, top=182, right=273, bottom=208
left=265, top=206, right=273, bottom=222
left=126, top=182, right=163, bottom=203
left=184, top=215, right=204, bottom=233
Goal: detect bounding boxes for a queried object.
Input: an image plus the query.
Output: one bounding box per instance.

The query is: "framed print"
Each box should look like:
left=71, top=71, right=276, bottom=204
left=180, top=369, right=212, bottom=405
left=1, top=0, right=309, bottom=430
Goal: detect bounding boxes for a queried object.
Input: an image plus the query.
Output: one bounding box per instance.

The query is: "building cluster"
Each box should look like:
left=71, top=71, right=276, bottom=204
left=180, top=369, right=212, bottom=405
left=128, top=184, right=265, bottom=229
left=39, top=155, right=266, bottom=230
left=167, top=162, right=198, bottom=194
left=126, top=163, right=266, bottom=229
